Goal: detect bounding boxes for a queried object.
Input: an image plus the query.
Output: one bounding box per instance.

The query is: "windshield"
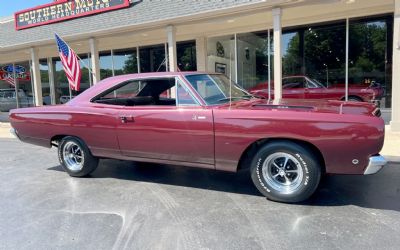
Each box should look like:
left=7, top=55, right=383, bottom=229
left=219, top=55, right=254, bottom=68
left=308, top=78, right=326, bottom=88
left=185, top=74, right=250, bottom=105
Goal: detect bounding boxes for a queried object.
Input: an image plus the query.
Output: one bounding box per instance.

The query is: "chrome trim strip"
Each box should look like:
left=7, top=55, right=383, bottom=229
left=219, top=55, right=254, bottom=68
left=364, top=155, right=386, bottom=175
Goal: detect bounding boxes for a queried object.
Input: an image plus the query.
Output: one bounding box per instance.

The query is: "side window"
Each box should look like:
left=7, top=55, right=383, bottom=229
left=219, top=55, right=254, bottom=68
left=187, top=76, right=225, bottom=101
left=176, top=80, right=198, bottom=106
left=283, top=77, right=305, bottom=89
left=102, top=80, right=144, bottom=99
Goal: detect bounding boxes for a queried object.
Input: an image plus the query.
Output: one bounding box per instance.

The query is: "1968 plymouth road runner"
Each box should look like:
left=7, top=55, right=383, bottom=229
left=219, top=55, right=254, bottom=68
left=9, top=72, right=386, bottom=203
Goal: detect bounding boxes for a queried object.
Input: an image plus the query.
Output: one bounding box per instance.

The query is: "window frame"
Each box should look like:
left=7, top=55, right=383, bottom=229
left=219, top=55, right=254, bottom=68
left=90, top=76, right=201, bottom=107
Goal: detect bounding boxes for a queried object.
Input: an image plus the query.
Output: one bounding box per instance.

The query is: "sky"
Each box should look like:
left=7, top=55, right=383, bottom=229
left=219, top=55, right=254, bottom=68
left=1, top=0, right=50, bottom=17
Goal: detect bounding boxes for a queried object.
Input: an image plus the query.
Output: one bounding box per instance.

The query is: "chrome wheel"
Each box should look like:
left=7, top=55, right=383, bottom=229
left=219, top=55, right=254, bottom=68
left=262, top=152, right=304, bottom=194
left=62, top=141, right=85, bottom=172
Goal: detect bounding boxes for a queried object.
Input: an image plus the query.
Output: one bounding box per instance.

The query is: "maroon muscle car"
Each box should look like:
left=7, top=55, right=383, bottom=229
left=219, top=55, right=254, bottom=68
left=9, top=72, right=386, bottom=203
left=249, top=76, right=384, bottom=103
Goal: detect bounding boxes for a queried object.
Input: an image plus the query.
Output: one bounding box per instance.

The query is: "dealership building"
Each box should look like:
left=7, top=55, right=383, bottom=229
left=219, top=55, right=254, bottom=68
left=0, top=0, right=399, bottom=130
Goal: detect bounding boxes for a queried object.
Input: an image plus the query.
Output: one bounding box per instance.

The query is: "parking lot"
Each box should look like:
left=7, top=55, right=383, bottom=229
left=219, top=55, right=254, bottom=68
left=0, top=137, right=400, bottom=250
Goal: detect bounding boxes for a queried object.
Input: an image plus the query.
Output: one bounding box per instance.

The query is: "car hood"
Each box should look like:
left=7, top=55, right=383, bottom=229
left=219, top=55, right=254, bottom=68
left=217, top=98, right=380, bottom=117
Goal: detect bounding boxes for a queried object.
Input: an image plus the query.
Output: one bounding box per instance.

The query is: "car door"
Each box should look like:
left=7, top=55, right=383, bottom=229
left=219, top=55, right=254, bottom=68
left=116, top=77, right=214, bottom=166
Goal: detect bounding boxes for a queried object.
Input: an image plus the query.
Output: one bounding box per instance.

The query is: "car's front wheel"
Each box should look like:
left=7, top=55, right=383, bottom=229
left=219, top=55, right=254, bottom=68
left=58, top=136, right=99, bottom=177
left=250, top=141, right=321, bottom=203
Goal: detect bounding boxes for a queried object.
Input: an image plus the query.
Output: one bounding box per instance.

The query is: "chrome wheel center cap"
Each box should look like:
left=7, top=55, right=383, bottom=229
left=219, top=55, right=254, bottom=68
left=279, top=170, right=286, bottom=177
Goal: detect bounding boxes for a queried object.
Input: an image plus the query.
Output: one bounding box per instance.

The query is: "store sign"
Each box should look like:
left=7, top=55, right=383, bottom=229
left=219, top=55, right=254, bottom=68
left=0, top=65, right=31, bottom=82
left=15, top=0, right=130, bottom=30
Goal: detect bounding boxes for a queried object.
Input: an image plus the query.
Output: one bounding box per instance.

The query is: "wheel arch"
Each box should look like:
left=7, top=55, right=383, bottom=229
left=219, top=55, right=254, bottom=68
left=50, top=134, right=84, bottom=147
left=237, top=138, right=326, bottom=174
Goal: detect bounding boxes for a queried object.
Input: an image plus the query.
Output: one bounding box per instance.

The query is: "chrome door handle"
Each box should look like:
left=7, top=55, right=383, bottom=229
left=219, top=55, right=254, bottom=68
left=192, top=114, right=207, bottom=121
left=120, top=116, right=134, bottom=123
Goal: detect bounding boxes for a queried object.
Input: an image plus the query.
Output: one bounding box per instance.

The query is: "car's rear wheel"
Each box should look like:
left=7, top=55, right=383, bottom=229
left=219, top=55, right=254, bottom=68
left=250, top=141, right=321, bottom=203
left=58, top=136, right=99, bottom=177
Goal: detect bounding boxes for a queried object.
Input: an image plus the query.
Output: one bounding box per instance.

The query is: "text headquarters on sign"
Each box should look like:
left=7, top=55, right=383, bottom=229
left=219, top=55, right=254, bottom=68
left=15, top=0, right=130, bottom=30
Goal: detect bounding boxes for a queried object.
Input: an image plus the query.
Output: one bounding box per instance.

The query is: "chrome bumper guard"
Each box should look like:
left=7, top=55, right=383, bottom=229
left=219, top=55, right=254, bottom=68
left=364, top=155, right=387, bottom=175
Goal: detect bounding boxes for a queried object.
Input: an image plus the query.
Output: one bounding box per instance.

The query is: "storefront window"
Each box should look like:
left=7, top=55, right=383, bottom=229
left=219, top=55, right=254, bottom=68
left=177, top=41, right=197, bottom=71
left=349, top=16, right=392, bottom=108
left=99, top=51, right=113, bottom=79
left=78, top=54, right=92, bottom=95
left=53, top=53, right=92, bottom=104
left=237, top=31, right=272, bottom=91
left=140, top=44, right=166, bottom=73
left=39, top=60, right=51, bottom=105
left=282, top=22, right=346, bottom=100
left=114, top=48, right=138, bottom=75
left=207, top=35, right=236, bottom=81
left=53, top=59, right=69, bottom=104
left=0, top=62, right=33, bottom=109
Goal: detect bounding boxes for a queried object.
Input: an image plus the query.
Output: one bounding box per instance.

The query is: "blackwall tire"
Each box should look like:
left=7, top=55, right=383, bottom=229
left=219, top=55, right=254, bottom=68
left=250, top=141, right=321, bottom=203
left=58, top=136, right=99, bottom=177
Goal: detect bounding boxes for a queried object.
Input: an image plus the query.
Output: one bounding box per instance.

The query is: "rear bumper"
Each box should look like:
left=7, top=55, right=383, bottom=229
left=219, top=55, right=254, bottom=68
left=364, top=155, right=387, bottom=175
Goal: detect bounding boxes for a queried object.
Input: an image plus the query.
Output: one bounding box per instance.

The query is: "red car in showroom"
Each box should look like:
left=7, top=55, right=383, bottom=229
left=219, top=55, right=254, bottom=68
left=9, top=72, right=386, bottom=203
left=249, top=75, right=384, bottom=102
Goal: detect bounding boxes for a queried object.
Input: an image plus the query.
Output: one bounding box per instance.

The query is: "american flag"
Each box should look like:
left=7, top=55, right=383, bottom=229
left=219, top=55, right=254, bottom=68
left=4, top=75, right=16, bottom=87
left=55, top=34, right=81, bottom=91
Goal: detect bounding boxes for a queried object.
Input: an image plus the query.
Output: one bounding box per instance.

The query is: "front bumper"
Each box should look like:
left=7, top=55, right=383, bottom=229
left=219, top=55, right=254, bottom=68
left=364, top=155, right=387, bottom=175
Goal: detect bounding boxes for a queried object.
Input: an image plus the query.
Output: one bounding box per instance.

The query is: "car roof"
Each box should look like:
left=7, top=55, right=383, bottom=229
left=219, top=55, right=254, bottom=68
left=68, top=71, right=217, bottom=105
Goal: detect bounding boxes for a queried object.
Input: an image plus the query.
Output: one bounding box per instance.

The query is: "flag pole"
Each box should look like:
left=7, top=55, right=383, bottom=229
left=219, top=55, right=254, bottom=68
left=13, top=63, right=20, bottom=109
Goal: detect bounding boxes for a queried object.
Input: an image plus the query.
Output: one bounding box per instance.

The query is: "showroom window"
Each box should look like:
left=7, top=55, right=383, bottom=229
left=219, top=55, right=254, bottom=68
left=39, top=59, right=51, bottom=105
left=0, top=62, right=34, bottom=108
left=113, top=48, right=138, bottom=75
left=280, top=22, right=347, bottom=100
left=236, top=31, right=273, bottom=92
left=177, top=40, right=197, bottom=71
left=52, top=53, right=92, bottom=104
left=207, top=35, right=236, bottom=81
left=99, top=51, right=113, bottom=79
left=349, top=16, right=392, bottom=108
left=140, top=44, right=167, bottom=73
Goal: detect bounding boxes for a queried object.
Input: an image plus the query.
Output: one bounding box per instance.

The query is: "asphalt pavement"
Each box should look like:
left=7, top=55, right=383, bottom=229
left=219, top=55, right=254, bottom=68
left=1, top=138, right=400, bottom=250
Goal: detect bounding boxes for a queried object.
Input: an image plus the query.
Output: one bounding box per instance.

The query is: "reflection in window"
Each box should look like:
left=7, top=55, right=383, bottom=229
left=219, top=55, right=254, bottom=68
left=0, top=62, right=34, bottom=108
left=176, top=80, right=197, bottom=105
left=207, top=35, right=236, bottom=81
left=52, top=54, right=92, bottom=104
left=349, top=17, right=391, bottom=108
left=140, top=45, right=166, bottom=73
left=237, top=31, right=272, bottom=91
left=113, top=49, right=138, bottom=75
left=282, top=23, right=346, bottom=88
left=99, top=51, right=113, bottom=79
left=39, top=60, right=51, bottom=105
left=177, top=41, right=197, bottom=71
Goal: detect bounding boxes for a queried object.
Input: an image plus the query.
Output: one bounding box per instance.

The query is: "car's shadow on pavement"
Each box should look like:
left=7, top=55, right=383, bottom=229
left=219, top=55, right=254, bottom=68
left=48, top=160, right=400, bottom=211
